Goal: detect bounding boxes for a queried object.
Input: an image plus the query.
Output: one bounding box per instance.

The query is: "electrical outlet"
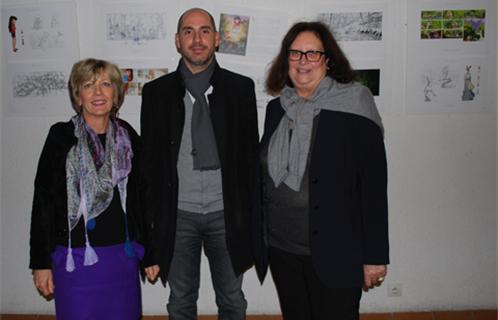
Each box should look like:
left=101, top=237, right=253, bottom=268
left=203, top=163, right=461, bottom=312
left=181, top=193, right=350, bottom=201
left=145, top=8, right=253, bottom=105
left=387, top=283, right=402, bottom=297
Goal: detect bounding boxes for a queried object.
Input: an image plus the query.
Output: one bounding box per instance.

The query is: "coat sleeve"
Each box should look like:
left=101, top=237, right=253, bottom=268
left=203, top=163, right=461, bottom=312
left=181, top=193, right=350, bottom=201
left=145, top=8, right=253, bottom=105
left=139, top=83, right=157, bottom=268
left=29, top=126, right=59, bottom=269
left=357, top=118, right=389, bottom=265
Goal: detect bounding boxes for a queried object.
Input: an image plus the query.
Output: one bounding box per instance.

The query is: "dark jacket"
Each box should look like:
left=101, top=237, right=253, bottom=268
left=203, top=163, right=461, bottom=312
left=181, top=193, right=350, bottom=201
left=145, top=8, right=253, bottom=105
left=258, top=97, right=389, bottom=288
left=140, top=62, right=260, bottom=285
left=29, top=118, right=144, bottom=269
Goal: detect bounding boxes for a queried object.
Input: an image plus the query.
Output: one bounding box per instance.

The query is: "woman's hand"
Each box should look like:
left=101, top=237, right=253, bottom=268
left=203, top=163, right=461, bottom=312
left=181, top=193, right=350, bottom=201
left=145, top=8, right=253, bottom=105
left=33, top=269, right=54, bottom=297
left=145, top=265, right=160, bottom=283
left=363, top=264, right=387, bottom=292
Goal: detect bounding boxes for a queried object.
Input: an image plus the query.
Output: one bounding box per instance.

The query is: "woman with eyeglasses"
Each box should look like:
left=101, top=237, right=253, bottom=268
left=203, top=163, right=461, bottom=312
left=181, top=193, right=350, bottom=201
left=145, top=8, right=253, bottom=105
left=257, top=22, right=389, bottom=319
left=29, top=58, right=151, bottom=319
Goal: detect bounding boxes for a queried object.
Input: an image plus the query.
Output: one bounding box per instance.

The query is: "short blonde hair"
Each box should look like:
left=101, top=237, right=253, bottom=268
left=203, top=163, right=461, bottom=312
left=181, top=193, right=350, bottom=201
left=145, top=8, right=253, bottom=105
left=68, top=58, right=125, bottom=115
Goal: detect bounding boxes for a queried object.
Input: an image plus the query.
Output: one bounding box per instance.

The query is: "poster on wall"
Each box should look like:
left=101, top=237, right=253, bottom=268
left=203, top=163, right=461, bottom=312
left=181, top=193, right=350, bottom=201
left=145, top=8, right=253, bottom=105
left=405, top=0, right=495, bottom=113
left=2, top=2, right=79, bottom=115
left=420, top=9, right=485, bottom=41
left=318, top=11, right=383, bottom=42
left=355, top=69, right=380, bottom=96
left=121, top=67, right=168, bottom=96
left=6, top=60, right=74, bottom=115
left=218, top=13, right=250, bottom=56
left=1, top=2, right=79, bottom=61
left=93, top=1, right=169, bottom=59
left=310, top=1, right=390, bottom=58
left=406, top=0, right=492, bottom=56
left=350, top=58, right=388, bottom=112
left=213, top=5, right=289, bottom=61
left=306, top=1, right=394, bottom=113
left=116, top=60, right=170, bottom=114
left=406, top=56, right=492, bottom=113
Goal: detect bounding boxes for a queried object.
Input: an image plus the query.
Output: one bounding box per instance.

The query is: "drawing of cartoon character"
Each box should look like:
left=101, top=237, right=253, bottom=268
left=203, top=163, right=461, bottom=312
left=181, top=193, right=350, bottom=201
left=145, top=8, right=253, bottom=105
left=8, top=16, right=18, bottom=52
left=462, top=65, right=475, bottom=101
left=439, top=66, right=455, bottom=88
left=424, top=75, right=436, bottom=102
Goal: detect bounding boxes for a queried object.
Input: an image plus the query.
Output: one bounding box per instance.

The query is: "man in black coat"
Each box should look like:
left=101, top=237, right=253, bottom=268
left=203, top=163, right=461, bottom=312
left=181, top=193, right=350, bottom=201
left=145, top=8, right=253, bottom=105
left=140, top=8, right=259, bottom=320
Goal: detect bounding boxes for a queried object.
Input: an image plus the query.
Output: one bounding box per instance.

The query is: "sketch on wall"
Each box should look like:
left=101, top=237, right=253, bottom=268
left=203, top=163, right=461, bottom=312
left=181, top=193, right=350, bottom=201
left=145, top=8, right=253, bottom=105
left=406, top=57, right=489, bottom=113
left=420, top=9, right=485, bottom=41
left=405, top=0, right=494, bottom=113
left=106, top=12, right=167, bottom=44
left=218, top=13, right=250, bottom=56
left=421, top=64, right=480, bottom=103
left=2, top=3, right=79, bottom=60
left=317, top=12, right=383, bottom=41
left=6, top=61, right=73, bottom=115
left=12, top=70, right=67, bottom=98
left=28, top=14, right=65, bottom=50
left=94, top=2, right=169, bottom=58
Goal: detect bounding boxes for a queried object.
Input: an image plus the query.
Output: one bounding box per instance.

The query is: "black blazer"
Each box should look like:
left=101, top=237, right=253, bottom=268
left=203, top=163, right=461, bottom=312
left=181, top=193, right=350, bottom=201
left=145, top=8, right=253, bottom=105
left=140, top=62, right=259, bottom=285
left=29, top=119, right=144, bottom=269
left=258, top=97, right=389, bottom=288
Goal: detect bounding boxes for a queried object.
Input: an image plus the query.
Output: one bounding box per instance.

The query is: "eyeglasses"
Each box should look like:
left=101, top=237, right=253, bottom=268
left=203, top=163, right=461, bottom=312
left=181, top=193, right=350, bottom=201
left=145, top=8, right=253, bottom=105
left=80, top=80, right=114, bottom=93
left=288, top=50, right=325, bottom=62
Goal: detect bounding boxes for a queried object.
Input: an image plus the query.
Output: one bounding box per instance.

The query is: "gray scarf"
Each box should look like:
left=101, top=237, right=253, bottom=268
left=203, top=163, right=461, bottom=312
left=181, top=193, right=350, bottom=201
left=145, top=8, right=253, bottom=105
left=267, top=76, right=383, bottom=191
left=179, top=59, right=220, bottom=170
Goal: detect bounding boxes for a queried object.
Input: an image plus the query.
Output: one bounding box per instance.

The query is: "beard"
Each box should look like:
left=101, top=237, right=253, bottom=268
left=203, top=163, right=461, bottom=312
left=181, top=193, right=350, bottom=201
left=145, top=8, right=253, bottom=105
left=179, top=43, right=216, bottom=68
left=182, top=52, right=215, bottom=67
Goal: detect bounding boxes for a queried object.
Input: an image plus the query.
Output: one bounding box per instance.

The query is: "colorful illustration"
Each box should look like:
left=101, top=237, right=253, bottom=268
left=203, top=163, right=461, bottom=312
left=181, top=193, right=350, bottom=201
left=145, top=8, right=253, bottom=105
left=218, top=13, right=250, bottom=56
left=421, top=9, right=485, bottom=41
left=318, top=12, right=382, bottom=41
left=463, top=10, right=485, bottom=41
left=120, top=68, right=168, bottom=96
left=355, top=69, right=380, bottom=96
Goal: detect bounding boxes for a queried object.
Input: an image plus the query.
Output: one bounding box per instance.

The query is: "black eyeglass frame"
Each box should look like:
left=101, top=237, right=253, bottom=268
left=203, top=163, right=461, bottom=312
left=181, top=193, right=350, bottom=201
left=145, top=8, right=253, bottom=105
left=287, top=49, right=326, bottom=62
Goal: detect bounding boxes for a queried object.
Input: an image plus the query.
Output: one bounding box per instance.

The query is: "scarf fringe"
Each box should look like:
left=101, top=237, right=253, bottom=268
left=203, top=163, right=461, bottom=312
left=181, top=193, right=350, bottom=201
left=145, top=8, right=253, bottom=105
left=65, top=248, right=75, bottom=272
left=84, top=241, right=99, bottom=266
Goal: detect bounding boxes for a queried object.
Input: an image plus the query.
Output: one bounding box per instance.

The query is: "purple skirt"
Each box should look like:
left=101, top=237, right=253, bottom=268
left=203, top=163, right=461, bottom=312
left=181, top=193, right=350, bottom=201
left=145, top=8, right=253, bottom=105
left=52, top=242, right=144, bottom=320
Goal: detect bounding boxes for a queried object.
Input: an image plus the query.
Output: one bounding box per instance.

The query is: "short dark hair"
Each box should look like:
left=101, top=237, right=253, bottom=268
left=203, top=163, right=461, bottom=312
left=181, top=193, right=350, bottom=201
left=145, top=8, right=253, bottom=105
left=265, top=21, right=355, bottom=96
left=177, top=8, right=217, bottom=33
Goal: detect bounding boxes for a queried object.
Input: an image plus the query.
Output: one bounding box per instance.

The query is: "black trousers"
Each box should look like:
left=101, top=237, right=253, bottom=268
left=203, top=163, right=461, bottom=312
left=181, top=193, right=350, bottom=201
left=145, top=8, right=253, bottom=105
left=269, top=246, right=362, bottom=320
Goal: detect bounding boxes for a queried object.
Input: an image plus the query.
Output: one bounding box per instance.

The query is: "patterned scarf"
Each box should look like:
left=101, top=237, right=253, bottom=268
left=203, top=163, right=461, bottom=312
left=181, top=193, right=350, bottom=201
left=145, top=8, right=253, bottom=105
left=65, top=114, right=133, bottom=271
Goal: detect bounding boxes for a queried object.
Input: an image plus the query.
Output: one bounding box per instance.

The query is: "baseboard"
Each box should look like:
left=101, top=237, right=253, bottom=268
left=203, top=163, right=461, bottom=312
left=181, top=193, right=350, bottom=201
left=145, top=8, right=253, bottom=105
left=1, top=310, right=496, bottom=320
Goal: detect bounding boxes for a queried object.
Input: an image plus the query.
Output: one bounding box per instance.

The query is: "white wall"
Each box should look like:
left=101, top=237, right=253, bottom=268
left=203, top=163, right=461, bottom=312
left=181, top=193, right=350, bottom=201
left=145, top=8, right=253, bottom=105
left=496, top=0, right=498, bottom=310
left=1, top=0, right=497, bottom=315
left=0, top=0, right=3, bottom=309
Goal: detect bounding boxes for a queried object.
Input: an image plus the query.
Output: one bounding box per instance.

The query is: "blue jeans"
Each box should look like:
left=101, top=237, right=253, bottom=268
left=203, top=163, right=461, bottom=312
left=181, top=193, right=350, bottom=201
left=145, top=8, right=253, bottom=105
left=167, top=210, right=247, bottom=320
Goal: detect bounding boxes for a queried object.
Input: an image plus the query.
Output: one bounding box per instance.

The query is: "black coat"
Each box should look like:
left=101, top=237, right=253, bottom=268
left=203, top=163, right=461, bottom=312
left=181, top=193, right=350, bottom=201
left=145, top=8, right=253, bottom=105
left=257, top=98, right=389, bottom=288
left=29, top=119, right=144, bottom=269
left=140, top=62, right=260, bottom=285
